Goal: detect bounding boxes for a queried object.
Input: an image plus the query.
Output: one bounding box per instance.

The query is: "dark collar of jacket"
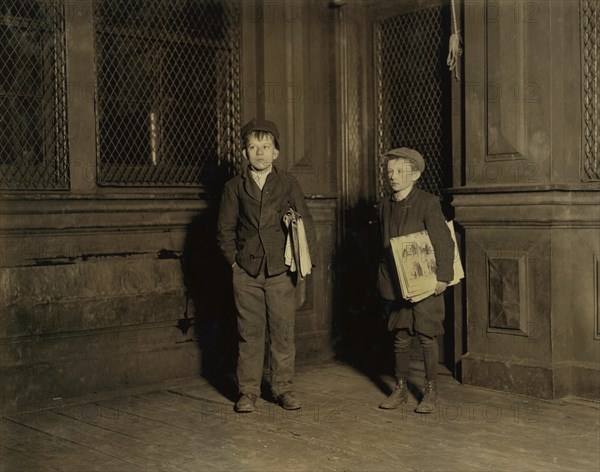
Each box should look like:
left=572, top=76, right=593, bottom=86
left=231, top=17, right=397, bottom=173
left=379, top=186, right=427, bottom=250
left=387, top=185, right=418, bottom=206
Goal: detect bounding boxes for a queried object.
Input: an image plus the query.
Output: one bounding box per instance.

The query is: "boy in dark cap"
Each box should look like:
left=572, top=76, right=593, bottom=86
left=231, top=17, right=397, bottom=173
left=377, top=147, right=454, bottom=413
left=217, top=118, right=316, bottom=413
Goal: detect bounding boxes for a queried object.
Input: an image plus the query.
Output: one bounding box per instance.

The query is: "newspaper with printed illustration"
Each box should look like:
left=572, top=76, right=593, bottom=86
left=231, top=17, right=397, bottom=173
left=390, top=221, right=464, bottom=303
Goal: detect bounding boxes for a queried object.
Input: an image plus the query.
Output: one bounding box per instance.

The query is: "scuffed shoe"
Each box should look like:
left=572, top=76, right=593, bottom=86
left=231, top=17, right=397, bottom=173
left=379, top=378, right=408, bottom=409
left=235, top=393, right=257, bottom=413
left=276, top=391, right=301, bottom=410
left=415, top=379, right=438, bottom=414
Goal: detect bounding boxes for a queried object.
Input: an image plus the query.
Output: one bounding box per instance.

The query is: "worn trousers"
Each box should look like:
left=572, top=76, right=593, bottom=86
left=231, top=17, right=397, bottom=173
left=232, top=265, right=296, bottom=397
left=393, top=329, right=438, bottom=382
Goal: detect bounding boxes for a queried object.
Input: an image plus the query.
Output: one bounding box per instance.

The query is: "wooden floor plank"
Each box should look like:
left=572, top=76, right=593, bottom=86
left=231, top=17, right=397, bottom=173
left=5, top=410, right=187, bottom=472
left=0, top=420, right=144, bottom=472
left=166, top=391, right=517, bottom=472
left=294, top=369, right=600, bottom=471
left=68, top=397, right=325, bottom=472
left=2, top=362, right=598, bottom=472
left=138, top=389, right=515, bottom=472
left=102, top=392, right=394, bottom=471
left=0, top=444, right=60, bottom=472
left=170, top=370, right=599, bottom=472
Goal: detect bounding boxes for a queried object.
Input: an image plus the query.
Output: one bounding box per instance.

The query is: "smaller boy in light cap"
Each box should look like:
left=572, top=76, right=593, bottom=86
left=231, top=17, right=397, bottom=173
left=377, top=147, right=454, bottom=413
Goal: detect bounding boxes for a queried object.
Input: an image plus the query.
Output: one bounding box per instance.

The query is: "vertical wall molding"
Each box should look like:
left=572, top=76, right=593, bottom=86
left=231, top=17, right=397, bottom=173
left=594, top=253, right=600, bottom=340
left=484, top=2, right=526, bottom=160
left=284, top=3, right=307, bottom=173
left=335, top=3, right=362, bottom=232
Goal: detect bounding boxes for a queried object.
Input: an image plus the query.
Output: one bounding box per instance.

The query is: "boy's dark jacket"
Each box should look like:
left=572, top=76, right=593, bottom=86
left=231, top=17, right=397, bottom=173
left=377, top=186, right=454, bottom=335
left=217, top=164, right=317, bottom=277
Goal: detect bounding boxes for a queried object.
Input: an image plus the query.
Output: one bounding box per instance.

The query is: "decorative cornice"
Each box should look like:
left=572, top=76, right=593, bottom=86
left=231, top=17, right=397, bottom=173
left=451, top=188, right=600, bottom=227
left=451, top=190, right=600, bottom=207
left=0, top=194, right=210, bottom=235
left=448, top=183, right=600, bottom=194
left=0, top=193, right=337, bottom=236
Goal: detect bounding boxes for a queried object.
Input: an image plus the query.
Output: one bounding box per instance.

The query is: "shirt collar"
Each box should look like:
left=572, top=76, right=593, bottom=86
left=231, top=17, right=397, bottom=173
left=243, top=163, right=278, bottom=180
left=250, top=165, right=272, bottom=179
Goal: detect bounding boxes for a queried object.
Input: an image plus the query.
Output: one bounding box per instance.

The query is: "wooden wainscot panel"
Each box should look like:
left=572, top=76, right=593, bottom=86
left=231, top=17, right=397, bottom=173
left=485, top=1, right=526, bottom=160
left=486, top=250, right=529, bottom=337
left=294, top=199, right=336, bottom=364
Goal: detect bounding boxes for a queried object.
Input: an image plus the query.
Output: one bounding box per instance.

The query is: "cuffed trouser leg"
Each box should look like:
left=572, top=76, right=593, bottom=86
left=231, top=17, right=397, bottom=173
left=233, top=267, right=266, bottom=397
left=265, top=271, right=296, bottom=397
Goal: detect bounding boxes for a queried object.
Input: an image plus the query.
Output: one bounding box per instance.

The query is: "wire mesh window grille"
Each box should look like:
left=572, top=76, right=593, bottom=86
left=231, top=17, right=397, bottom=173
left=581, top=0, right=599, bottom=182
left=94, top=0, right=241, bottom=186
left=375, top=5, right=452, bottom=198
left=0, top=0, right=69, bottom=190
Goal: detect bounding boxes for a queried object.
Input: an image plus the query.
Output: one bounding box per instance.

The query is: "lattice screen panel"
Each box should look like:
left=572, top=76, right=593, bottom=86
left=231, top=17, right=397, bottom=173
left=94, top=0, right=241, bottom=186
left=0, top=0, right=69, bottom=190
left=582, top=0, right=599, bottom=181
left=375, top=5, right=451, bottom=198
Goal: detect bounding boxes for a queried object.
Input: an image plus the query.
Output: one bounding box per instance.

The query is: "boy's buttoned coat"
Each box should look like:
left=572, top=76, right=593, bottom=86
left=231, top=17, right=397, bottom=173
left=378, top=187, right=454, bottom=337
left=217, top=165, right=317, bottom=277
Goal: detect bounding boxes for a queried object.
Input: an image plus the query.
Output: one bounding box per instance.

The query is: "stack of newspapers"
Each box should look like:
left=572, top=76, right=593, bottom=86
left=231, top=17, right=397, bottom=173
left=389, top=221, right=464, bottom=303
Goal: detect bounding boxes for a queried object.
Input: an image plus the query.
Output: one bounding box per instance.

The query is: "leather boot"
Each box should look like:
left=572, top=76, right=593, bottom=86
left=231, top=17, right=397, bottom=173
left=379, top=378, right=408, bottom=409
left=415, top=379, right=438, bottom=414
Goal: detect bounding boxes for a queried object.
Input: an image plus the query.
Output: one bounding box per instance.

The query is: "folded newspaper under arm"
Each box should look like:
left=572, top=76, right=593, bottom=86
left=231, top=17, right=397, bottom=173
left=389, top=220, right=464, bottom=303
left=283, top=208, right=312, bottom=278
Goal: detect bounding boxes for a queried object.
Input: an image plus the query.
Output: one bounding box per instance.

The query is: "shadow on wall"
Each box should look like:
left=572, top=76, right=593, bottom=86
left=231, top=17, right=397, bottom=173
left=332, top=199, right=394, bottom=375
left=180, top=160, right=238, bottom=396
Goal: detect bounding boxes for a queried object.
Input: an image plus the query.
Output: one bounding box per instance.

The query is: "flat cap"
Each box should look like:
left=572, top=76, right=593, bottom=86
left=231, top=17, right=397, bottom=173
left=384, top=147, right=425, bottom=173
left=241, top=118, right=280, bottom=141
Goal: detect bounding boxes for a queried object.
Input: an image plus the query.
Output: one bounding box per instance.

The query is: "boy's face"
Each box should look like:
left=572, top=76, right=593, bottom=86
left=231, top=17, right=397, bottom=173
left=387, top=158, right=421, bottom=192
left=243, top=133, right=279, bottom=171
